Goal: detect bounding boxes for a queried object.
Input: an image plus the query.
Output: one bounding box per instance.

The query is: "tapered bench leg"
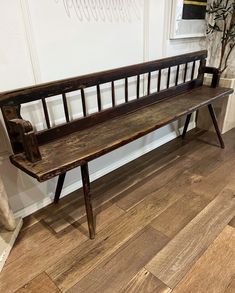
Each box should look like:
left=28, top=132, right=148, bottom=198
left=54, top=172, right=66, bottom=204
left=208, top=104, right=225, bottom=149
left=81, top=163, right=95, bottom=239
left=182, top=113, right=192, bottom=138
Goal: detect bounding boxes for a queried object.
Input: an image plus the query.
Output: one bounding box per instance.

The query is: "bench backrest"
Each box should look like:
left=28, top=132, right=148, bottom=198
left=0, top=50, right=207, bottom=159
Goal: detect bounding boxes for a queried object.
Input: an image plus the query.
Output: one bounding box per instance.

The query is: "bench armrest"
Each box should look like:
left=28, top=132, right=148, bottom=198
left=200, top=66, right=221, bottom=88
left=8, top=118, right=42, bottom=163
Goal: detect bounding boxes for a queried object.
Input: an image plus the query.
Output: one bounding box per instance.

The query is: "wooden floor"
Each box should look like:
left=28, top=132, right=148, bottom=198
left=1, top=128, right=235, bottom=293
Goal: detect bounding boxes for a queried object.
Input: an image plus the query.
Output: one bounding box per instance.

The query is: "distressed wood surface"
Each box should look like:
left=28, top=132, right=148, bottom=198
left=10, top=86, right=232, bottom=182
left=0, top=129, right=235, bottom=292
left=67, top=227, right=169, bottom=293
left=15, top=272, right=60, bottom=293
left=120, top=268, right=171, bottom=293
left=172, top=225, right=235, bottom=293
left=146, top=187, right=235, bottom=288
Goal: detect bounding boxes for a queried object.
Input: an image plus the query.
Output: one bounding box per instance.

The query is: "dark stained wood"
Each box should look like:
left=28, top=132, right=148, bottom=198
left=96, top=84, right=102, bottom=111
left=147, top=72, right=151, bottom=95
left=111, top=81, right=115, bottom=107
left=182, top=113, right=192, bottom=138
left=62, top=93, right=70, bottom=123
left=208, top=104, right=225, bottom=148
left=175, top=65, right=180, bottom=86
left=136, top=75, right=140, bottom=99
left=158, top=69, right=162, bottom=92
left=81, top=163, right=95, bottom=239
left=80, top=88, right=87, bottom=117
left=184, top=63, right=188, bottom=83
left=36, top=80, right=202, bottom=145
left=54, top=173, right=66, bottom=204
left=41, top=98, right=51, bottom=129
left=9, top=86, right=233, bottom=182
left=167, top=67, right=171, bottom=89
left=0, top=50, right=207, bottom=106
left=191, top=60, right=196, bottom=80
left=125, top=77, right=128, bottom=103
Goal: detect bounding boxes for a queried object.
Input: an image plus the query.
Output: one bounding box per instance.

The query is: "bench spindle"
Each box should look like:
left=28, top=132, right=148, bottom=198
left=97, top=85, right=102, bottom=111
left=147, top=72, right=151, bottom=95
left=175, top=65, right=180, bottom=86
left=62, top=93, right=70, bottom=123
left=137, top=75, right=140, bottom=99
left=167, top=67, right=171, bottom=89
left=191, top=61, right=196, bottom=80
left=41, top=98, right=51, bottom=129
left=125, top=78, right=128, bottom=103
left=80, top=88, right=87, bottom=116
left=157, top=69, right=161, bottom=92
left=111, top=81, right=115, bottom=107
left=184, top=63, right=188, bottom=83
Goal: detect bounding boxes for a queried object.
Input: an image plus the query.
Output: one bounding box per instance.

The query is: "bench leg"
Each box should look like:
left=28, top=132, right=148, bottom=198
left=208, top=104, right=225, bottom=149
left=54, top=173, right=66, bottom=204
left=182, top=113, right=192, bottom=139
left=81, top=163, right=95, bottom=239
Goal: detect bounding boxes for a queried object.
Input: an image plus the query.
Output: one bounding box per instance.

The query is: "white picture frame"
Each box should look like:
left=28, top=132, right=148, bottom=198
left=170, top=0, right=206, bottom=39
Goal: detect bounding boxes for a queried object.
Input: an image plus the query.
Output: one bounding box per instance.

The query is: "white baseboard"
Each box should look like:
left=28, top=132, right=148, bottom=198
left=14, top=122, right=195, bottom=218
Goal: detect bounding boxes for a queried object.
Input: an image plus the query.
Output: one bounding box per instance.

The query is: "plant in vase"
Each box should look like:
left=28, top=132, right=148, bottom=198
left=198, top=0, right=235, bottom=133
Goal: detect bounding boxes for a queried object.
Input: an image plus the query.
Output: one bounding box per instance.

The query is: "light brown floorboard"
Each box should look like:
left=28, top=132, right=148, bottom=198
left=172, top=225, right=235, bottom=293
left=0, top=203, right=123, bottom=293
left=150, top=192, right=209, bottom=238
left=228, top=216, right=235, bottom=228
left=15, top=272, right=61, bottom=293
left=146, top=187, right=235, bottom=288
left=67, top=227, right=169, bottom=293
left=224, top=278, right=235, bottom=293
left=120, top=268, right=171, bottom=293
left=46, top=163, right=202, bottom=292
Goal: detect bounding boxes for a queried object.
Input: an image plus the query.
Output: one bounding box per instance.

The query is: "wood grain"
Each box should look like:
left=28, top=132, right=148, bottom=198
left=15, top=272, right=60, bottom=293
left=150, top=192, right=209, bottom=238
left=228, top=216, right=235, bottom=228
left=46, top=165, right=199, bottom=291
left=120, top=268, right=171, bottom=293
left=10, top=86, right=232, bottom=182
left=0, top=203, right=122, bottom=292
left=225, top=278, right=235, bottom=293
left=172, top=225, right=235, bottom=293
left=67, top=227, right=169, bottom=293
left=146, top=187, right=235, bottom=288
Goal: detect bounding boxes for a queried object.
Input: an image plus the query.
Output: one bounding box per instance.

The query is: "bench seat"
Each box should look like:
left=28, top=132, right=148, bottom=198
left=10, top=85, right=232, bottom=182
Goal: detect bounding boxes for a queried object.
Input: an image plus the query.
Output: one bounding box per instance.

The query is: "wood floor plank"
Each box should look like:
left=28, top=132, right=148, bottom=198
left=6, top=220, right=53, bottom=265
left=67, top=227, right=169, bottom=293
left=172, top=225, right=235, bottom=293
left=120, top=268, right=171, bottom=293
left=15, top=272, right=60, bottom=293
left=224, top=278, right=235, bottom=293
left=0, top=203, right=122, bottom=293
left=228, top=216, right=235, bottom=228
left=145, top=187, right=235, bottom=288
left=46, top=163, right=201, bottom=292
left=150, top=192, right=209, bottom=238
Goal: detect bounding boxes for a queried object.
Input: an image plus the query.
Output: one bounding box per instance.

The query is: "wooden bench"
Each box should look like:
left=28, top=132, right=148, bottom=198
left=0, top=50, right=233, bottom=239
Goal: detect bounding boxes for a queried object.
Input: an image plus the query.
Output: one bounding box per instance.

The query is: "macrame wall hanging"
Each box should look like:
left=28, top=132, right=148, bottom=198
left=55, top=0, right=143, bottom=22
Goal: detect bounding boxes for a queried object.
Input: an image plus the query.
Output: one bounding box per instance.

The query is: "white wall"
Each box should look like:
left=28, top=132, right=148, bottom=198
left=0, top=0, right=205, bottom=217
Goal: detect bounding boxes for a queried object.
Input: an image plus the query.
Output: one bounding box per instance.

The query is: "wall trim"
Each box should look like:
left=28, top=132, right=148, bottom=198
left=14, top=121, right=195, bottom=218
